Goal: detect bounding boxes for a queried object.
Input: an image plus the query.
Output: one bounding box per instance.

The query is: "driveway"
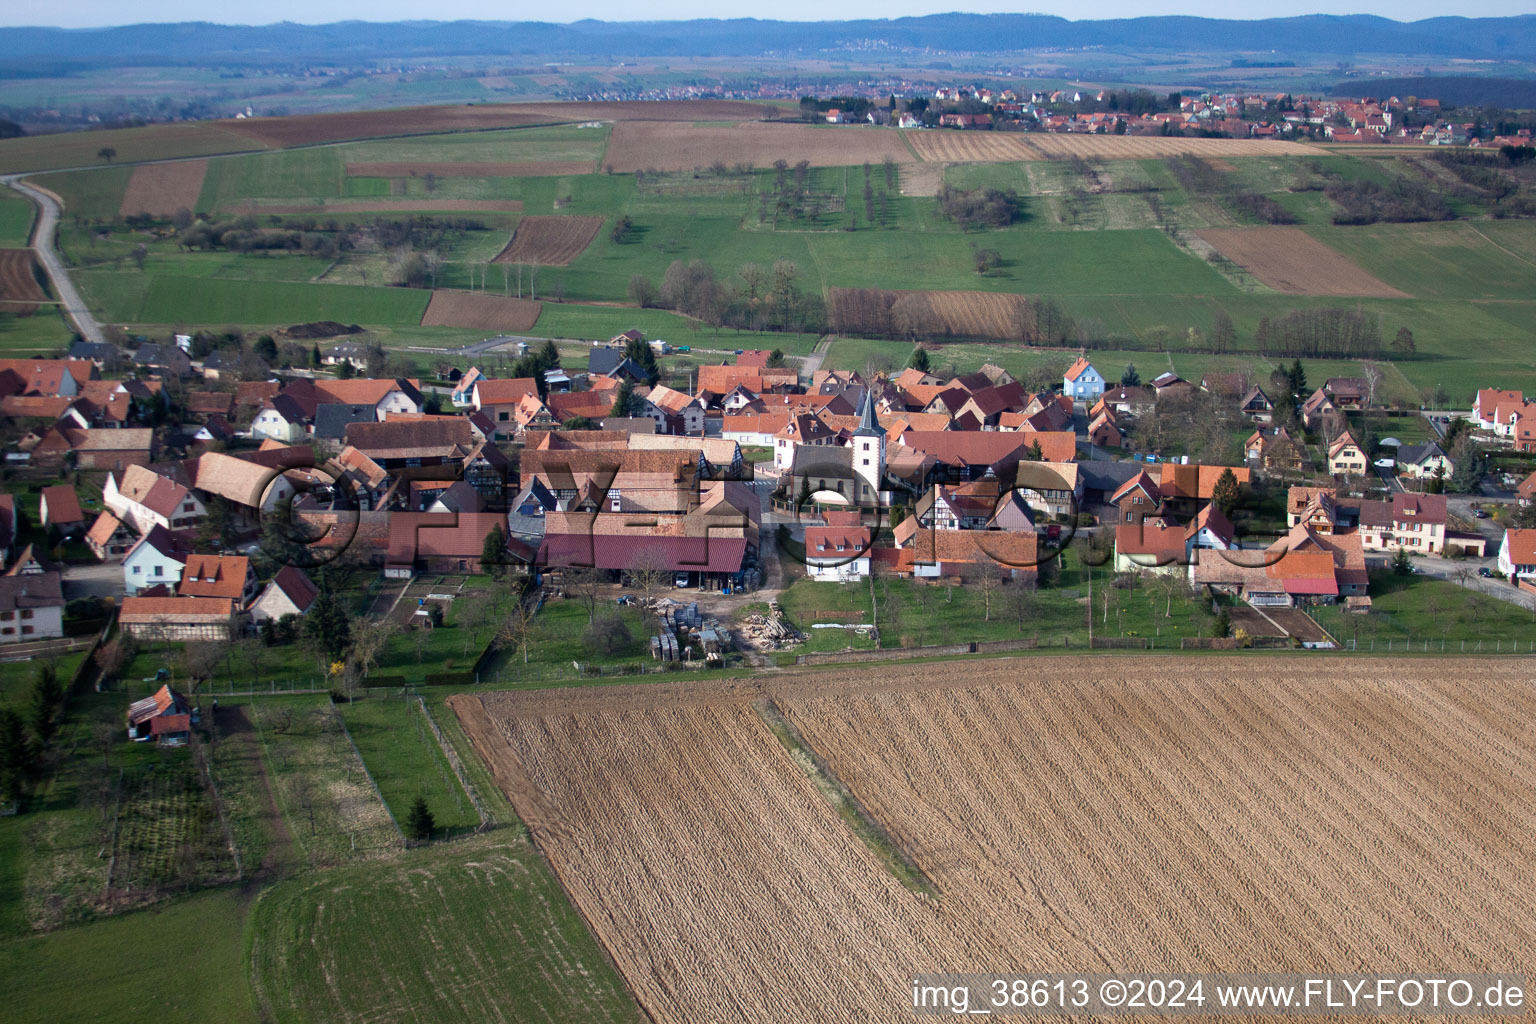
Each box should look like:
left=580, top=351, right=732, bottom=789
left=62, top=562, right=125, bottom=601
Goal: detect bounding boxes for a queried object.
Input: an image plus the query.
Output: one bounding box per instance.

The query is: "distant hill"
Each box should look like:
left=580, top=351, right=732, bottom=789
left=3, top=15, right=1536, bottom=65
left=1329, top=76, right=1536, bottom=109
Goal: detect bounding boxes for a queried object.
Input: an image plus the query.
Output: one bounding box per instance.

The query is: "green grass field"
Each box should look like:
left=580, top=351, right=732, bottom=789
left=1315, top=573, right=1536, bottom=647
left=1, top=889, right=258, bottom=1024
left=337, top=696, right=480, bottom=832
left=0, top=190, right=36, bottom=245
left=79, top=272, right=430, bottom=326
left=249, top=834, right=641, bottom=1024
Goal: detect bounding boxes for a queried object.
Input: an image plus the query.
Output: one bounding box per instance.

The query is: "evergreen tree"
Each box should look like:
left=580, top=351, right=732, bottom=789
left=540, top=339, right=560, bottom=368
left=1392, top=326, right=1416, bottom=354
left=610, top=380, right=637, bottom=418
left=26, top=667, right=62, bottom=746
left=301, top=586, right=352, bottom=661
left=1121, top=363, right=1141, bottom=388
left=310, top=344, right=322, bottom=369
left=0, top=707, right=33, bottom=802
left=1211, top=467, right=1241, bottom=517
left=1288, top=359, right=1307, bottom=398
left=624, top=338, right=660, bottom=384
left=406, top=794, right=435, bottom=840
left=481, top=524, right=507, bottom=579
left=336, top=360, right=355, bottom=379
left=1391, top=548, right=1413, bottom=576
left=909, top=348, right=932, bottom=373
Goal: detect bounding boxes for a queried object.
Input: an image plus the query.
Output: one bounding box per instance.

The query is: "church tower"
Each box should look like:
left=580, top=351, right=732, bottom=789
left=852, top=386, right=886, bottom=506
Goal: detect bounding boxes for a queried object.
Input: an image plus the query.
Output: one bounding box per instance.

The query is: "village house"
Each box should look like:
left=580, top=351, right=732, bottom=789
left=249, top=566, right=318, bottom=624
left=1238, top=386, right=1274, bottom=422
left=1300, top=388, right=1338, bottom=429
left=1062, top=356, right=1105, bottom=404
left=536, top=481, right=759, bottom=588
left=1357, top=492, right=1447, bottom=555
left=384, top=512, right=511, bottom=577
left=120, top=595, right=238, bottom=643
left=122, top=524, right=192, bottom=595
left=1393, top=441, right=1454, bottom=484
left=104, top=464, right=205, bottom=535
left=0, top=572, right=65, bottom=644
left=38, top=484, right=86, bottom=538
left=472, top=377, right=541, bottom=433
left=125, top=684, right=199, bottom=745
left=1114, top=518, right=1187, bottom=574
left=643, top=384, right=706, bottom=435
left=1327, top=430, right=1368, bottom=477
left=177, top=553, right=258, bottom=606
left=894, top=527, right=1037, bottom=583
left=85, top=510, right=137, bottom=561
left=0, top=357, right=94, bottom=398
left=520, top=447, right=702, bottom=515
left=31, top=426, right=154, bottom=471
left=1110, top=470, right=1163, bottom=525
left=1497, top=529, right=1536, bottom=581
left=805, top=510, right=873, bottom=582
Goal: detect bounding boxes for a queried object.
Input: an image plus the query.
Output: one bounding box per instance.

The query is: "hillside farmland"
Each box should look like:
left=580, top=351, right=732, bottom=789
left=456, top=657, right=1536, bottom=1023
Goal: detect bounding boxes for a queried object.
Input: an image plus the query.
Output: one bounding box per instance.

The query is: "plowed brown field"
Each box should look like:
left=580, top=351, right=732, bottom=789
left=0, top=248, right=49, bottom=315
left=455, top=656, right=1536, bottom=1024
left=118, top=159, right=208, bottom=216
left=829, top=287, right=1023, bottom=339
left=420, top=290, right=541, bottom=331
left=491, top=215, right=604, bottom=266
left=1197, top=227, right=1410, bottom=297
left=1027, top=134, right=1312, bottom=158
left=908, top=131, right=1042, bottom=163
left=605, top=121, right=915, bottom=172
left=345, top=161, right=594, bottom=178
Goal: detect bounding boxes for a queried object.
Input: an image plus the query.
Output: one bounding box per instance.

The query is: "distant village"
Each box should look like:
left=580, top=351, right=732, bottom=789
left=799, top=87, right=1530, bottom=148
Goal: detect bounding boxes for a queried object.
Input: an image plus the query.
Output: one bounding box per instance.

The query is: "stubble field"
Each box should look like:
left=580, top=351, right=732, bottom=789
left=419, top=290, right=542, bottom=331
left=907, top=131, right=1042, bottom=163
left=1025, top=134, right=1313, bottom=158
left=118, top=159, right=208, bottom=216
left=1196, top=227, right=1411, bottom=297
left=604, top=120, right=916, bottom=172
left=454, top=657, right=1536, bottom=1024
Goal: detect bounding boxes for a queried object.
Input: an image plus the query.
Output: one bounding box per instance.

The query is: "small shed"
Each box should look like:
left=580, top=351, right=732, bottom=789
left=126, top=684, right=199, bottom=745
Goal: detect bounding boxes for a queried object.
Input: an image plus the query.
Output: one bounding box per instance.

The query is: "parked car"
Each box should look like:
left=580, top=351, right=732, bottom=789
left=1373, top=457, right=1396, bottom=469
left=1473, top=509, right=1490, bottom=519
left=1478, top=567, right=1495, bottom=578
left=674, top=572, right=692, bottom=588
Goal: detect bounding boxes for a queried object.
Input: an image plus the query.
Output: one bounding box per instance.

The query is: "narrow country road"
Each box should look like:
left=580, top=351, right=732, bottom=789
left=3, top=174, right=105, bottom=343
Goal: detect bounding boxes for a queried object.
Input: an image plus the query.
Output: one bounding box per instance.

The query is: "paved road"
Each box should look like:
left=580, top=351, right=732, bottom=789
left=798, top=337, right=831, bottom=381
left=3, top=174, right=105, bottom=343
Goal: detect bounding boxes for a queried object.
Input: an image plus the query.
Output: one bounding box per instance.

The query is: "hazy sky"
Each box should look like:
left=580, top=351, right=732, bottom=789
left=11, top=1, right=1535, bottom=29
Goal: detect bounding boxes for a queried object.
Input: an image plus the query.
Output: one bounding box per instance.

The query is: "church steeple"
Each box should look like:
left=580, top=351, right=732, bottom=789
left=853, top=385, right=882, bottom=437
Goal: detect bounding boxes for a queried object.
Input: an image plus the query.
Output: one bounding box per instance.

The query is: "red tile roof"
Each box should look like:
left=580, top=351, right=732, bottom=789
left=473, top=377, right=540, bottom=405
left=40, top=485, right=85, bottom=525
